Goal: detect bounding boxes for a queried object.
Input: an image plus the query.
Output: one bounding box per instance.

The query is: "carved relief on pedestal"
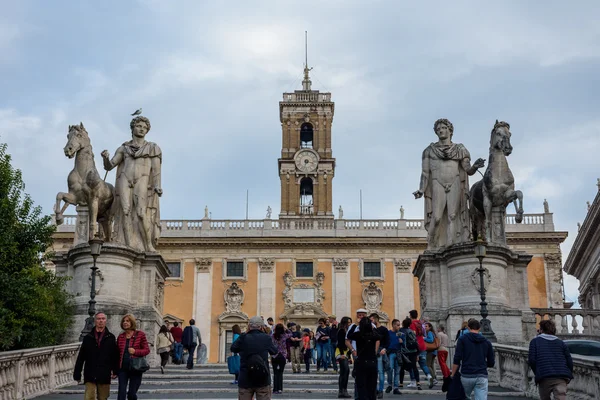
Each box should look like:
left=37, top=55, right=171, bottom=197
left=195, top=258, right=212, bottom=272
left=544, top=252, right=565, bottom=306
left=419, top=279, right=427, bottom=310
left=333, top=258, right=348, bottom=271
left=394, top=258, right=412, bottom=272
left=88, top=270, right=105, bottom=295
left=471, top=268, right=491, bottom=294
left=362, top=282, right=388, bottom=321
left=224, top=282, right=245, bottom=313
left=258, top=258, right=275, bottom=272
left=154, top=279, right=164, bottom=310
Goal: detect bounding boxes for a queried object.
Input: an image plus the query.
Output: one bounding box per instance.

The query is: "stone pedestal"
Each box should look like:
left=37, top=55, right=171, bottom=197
left=53, top=243, right=169, bottom=366
left=489, top=207, right=507, bottom=245
left=414, top=243, right=536, bottom=345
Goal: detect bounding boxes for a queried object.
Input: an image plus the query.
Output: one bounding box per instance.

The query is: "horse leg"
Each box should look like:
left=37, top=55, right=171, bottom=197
left=514, top=190, right=524, bottom=223
left=55, top=192, right=78, bottom=224
left=483, top=190, right=493, bottom=242
left=89, top=198, right=99, bottom=240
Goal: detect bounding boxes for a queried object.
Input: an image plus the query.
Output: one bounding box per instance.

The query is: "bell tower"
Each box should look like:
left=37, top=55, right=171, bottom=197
left=278, top=41, right=335, bottom=218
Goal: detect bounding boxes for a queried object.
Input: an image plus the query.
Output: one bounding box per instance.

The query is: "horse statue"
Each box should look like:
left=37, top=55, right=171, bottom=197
left=469, top=120, right=523, bottom=244
left=54, top=123, right=114, bottom=241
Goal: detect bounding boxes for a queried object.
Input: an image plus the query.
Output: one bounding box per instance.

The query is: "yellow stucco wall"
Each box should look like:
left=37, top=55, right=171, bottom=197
left=244, top=262, right=258, bottom=318
left=527, top=256, right=548, bottom=308
left=381, top=261, right=395, bottom=322
left=350, top=261, right=362, bottom=315
left=163, top=261, right=195, bottom=323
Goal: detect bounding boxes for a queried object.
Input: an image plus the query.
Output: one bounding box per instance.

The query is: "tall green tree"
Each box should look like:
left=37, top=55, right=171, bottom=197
left=0, top=142, right=74, bottom=350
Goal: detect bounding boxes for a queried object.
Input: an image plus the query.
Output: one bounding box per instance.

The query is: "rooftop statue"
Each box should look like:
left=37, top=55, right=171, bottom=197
left=413, top=119, right=485, bottom=249
left=101, top=116, right=162, bottom=252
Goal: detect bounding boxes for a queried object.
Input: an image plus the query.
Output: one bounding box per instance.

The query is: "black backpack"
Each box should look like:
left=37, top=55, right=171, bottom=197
left=243, top=335, right=269, bottom=386
left=403, top=329, right=418, bottom=353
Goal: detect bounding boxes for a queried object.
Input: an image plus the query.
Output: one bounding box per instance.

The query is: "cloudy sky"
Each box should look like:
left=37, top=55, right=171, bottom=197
left=2, top=1, right=599, bottom=303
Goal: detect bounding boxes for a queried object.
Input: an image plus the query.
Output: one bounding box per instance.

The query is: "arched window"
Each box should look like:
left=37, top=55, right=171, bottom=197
left=300, top=123, right=313, bottom=149
left=299, top=178, right=314, bottom=215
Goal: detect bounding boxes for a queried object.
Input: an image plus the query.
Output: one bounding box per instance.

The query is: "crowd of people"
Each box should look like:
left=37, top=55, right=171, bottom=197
left=72, top=310, right=574, bottom=400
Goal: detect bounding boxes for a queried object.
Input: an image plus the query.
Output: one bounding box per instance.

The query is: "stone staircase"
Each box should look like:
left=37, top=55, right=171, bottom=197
left=39, top=363, right=526, bottom=399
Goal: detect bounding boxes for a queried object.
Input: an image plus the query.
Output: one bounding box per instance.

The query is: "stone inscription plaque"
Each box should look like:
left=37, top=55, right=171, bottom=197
left=293, top=288, right=315, bottom=303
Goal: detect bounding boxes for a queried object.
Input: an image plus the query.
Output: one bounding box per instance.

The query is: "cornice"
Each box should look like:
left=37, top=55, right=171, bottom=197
left=564, top=190, right=600, bottom=278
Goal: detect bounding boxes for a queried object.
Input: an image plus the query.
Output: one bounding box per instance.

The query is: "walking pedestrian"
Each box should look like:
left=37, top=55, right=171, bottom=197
left=436, top=326, right=451, bottom=383
left=302, top=329, right=312, bottom=373
left=271, top=323, right=293, bottom=394
left=231, top=316, right=278, bottom=400
left=528, top=319, right=573, bottom=400
left=348, top=317, right=381, bottom=400
left=329, top=315, right=339, bottom=373
left=451, top=319, right=495, bottom=400
left=116, top=314, right=150, bottom=400
left=156, top=325, right=173, bottom=374
left=409, top=309, right=434, bottom=388
left=345, top=308, right=370, bottom=400
left=309, top=330, right=317, bottom=365
left=455, top=321, right=468, bottom=343
left=170, top=321, right=183, bottom=364
left=73, top=312, right=119, bottom=400
left=230, top=324, right=242, bottom=384
left=424, top=322, right=440, bottom=386
left=316, top=318, right=331, bottom=371
left=182, top=319, right=201, bottom=369
left=336, top=316, right=353, bottom=398
left=399, top=317, right=422, bottom=390
left=385, top=318, right=403, bottom=395
left=370, top=313, right=389, bottom=399
left=289, top=324, right=303, bottom=373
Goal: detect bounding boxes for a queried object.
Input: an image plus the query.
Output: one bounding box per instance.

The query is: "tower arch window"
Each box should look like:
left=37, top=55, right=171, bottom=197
left=300, top=178, right=314, bottom=215
left=300, top=123, right=313, bottom=149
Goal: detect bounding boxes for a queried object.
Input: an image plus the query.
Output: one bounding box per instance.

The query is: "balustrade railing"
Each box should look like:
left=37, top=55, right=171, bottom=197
left=532, top=308, right=600, bottom=340
left=56, top=212, right=552, bottom=238
left=491, top=343, right=600, bottom=400
left=0, top=342, right=80, bottom=399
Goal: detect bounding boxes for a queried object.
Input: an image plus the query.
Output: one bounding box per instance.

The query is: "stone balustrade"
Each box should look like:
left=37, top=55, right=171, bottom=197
left=282, top=92, right=331, bottom=102
left=0, top=343, right=80, bottom=399
left=532, top=308, right=600, bottom=340
left=490, top=343, right=600, bottom=400
left=55, top=213, right=554, bottom=238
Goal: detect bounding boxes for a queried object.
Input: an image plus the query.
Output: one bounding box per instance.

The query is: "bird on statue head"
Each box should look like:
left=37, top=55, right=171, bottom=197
left=131, top=108, right=142, bottom=116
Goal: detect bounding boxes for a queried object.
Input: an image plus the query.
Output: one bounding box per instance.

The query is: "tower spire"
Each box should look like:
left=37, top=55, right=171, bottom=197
left=302, top=31, right=312, bottom=91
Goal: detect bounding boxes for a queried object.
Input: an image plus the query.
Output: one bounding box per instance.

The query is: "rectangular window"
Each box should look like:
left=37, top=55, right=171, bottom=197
left=226, top=261, right=244, bottom=278
left=166, top=262, right=181, bottom=278
left=363, top=261, right=382, bottom=278
left=296, top=261, right=314, bottom=277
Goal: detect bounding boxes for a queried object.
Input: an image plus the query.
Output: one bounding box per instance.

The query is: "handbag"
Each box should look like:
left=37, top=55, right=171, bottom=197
left=425, top=336, right=440, bottom=352
left=227, top=354, right=240, bottom=374
left=128, top=333, right=150, bottom=374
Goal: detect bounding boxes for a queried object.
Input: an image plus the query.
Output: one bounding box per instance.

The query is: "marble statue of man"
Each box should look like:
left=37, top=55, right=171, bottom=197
left=101, top=116, right=162, bottom=252
left=413, top=119, right=484, bottom=249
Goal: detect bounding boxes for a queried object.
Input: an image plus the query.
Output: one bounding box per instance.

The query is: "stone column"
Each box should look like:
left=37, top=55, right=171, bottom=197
left=333, top=259, right=350, bottom=317
left=258, top=258, right=275, bottom=319
left=544, top=253, right=565, bottom=308
left=194, top=258, right=213, bottom=361
left=394, top=259, right=415, bottom=314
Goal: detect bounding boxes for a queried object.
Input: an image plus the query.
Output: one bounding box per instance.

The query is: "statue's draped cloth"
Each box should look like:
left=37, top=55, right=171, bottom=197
left=423, top=142, right=471, bottom=248
left=111, top=140, right=161, bottom=251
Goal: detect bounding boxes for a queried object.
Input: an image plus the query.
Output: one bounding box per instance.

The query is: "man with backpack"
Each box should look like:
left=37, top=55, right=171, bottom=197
left=182, top=319, right=201, bottom=369
left=231, top=315, right=278, bottom=400
left=399, top=317, right=423, bottom=390
left=409, top=309, right=434, bottom=388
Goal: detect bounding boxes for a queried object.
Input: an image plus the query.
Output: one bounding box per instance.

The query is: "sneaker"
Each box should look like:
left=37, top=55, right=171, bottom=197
left=432, top=379, right=439, bottom=386
left=417, top=385, right=422, bottom=391
left=428, top=376, right=434, bottom=389
left=160, top=366, right=164, bottom=374
left=406, top=382, right=416, bottom=389
left=377, top=391, right=384, bottom=399
left=393, top=388, right=402, bottom=395
left=385, top=386, right=392, bottom=393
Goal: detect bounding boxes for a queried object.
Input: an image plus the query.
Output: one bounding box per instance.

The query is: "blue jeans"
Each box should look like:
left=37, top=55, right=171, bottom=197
left=461, top=376, right=488, bottom=400
left=377, top=354, right=388, bottom=392
left=329, top=342, right=338, bottom=371
left=173, top=343, right=183, bottom=363
left=418, top=351, right=431, bottom=376
left=186, top=343, right=197, bottom=369
left=316, top=342, right=329, bottom=370
left=117, top=370, right=142, bottom=400
left=387, top=352, right=400, bottom=388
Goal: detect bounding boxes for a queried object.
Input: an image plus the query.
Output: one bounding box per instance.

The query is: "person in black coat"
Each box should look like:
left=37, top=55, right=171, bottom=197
left=348, top=317, right=381, bottom=400
left=73, top=312, right=120, bottom=400
left=231, top=316, right=278, bottom=400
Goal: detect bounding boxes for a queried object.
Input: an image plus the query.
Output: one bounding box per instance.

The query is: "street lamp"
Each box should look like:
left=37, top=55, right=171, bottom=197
left=79, top=235, right=103, bottom=341
left=474, top=238, right=497, bottom=342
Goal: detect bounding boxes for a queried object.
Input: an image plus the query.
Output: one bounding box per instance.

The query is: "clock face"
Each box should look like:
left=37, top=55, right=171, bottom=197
left=295, top=150, right=319, bottom=173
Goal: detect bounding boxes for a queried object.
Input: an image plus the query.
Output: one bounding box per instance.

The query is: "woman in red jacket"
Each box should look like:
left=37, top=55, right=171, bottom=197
left=117, top=314, right=150, bottom=400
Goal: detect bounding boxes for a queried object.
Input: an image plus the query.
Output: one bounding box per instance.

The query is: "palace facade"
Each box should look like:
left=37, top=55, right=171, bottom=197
left=52, top=66, right=568, bottom=363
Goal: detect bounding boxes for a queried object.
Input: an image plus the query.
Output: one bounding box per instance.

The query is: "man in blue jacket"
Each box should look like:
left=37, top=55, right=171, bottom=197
left=451, top=319, right=495, bottom=400
left=528, top=319, right=573, bottom=400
